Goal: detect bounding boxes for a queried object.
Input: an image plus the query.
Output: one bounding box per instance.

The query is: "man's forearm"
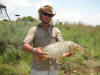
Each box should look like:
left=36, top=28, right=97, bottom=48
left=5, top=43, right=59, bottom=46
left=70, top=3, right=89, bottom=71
left=22, top=43, right=33, bottom=54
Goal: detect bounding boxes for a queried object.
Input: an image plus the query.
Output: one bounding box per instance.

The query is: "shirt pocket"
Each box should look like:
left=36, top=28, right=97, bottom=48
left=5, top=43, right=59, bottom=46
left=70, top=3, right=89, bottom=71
left=35, top=32, right=45, bottom=45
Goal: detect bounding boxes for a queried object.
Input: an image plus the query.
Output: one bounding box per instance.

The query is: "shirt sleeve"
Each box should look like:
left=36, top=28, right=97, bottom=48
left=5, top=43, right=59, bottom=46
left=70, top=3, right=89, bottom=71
left=55, top=27, right=63, bottom=42
left=23, top=27, right=36, bottom=44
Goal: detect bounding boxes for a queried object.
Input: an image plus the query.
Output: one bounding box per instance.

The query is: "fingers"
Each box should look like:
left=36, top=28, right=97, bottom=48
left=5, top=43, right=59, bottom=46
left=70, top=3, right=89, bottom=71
left=41, top=52, right=48, bottom=55
left=63, top=52, right=75, bottom=57
left=37, top=52, right=47, bottom=57
left=38, top=52, right=48, bottom=57
left=35, top=47, right=48, bottom=57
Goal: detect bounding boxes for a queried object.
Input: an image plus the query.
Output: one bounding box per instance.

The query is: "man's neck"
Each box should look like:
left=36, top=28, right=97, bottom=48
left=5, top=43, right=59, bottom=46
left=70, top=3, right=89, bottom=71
left=42, top=22, right=49, bottom=31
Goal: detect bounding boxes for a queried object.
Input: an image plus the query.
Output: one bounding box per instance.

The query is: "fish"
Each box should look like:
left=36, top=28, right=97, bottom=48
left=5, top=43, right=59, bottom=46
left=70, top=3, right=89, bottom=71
left=35, top=41, right=83, bottom=61
left=42, top=41, right=83, bottom=58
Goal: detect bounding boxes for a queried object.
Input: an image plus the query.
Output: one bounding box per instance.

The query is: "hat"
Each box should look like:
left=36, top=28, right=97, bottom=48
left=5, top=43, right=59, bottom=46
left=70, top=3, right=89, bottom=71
left=38, top=5, right=56, bottom=17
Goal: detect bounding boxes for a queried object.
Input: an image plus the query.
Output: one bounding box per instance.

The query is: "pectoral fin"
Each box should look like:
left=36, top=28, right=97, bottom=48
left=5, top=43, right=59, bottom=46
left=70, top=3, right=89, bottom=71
left=35, top=55, right=40, bottom=62
left=35, top=55, right=47, bottom=62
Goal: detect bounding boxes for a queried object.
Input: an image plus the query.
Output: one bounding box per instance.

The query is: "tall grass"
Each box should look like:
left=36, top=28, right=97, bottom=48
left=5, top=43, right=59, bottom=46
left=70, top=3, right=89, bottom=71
left=0, top=21, right=100, bottom=75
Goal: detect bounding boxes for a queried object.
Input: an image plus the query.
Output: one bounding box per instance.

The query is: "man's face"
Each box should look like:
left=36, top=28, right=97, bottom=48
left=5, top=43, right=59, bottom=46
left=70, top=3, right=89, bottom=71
left=41, top=12, right=53, bottom=24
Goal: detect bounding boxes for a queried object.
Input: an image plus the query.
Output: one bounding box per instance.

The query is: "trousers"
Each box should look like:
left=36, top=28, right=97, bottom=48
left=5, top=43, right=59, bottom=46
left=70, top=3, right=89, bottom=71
left=30, top=69, right=58, bottom=75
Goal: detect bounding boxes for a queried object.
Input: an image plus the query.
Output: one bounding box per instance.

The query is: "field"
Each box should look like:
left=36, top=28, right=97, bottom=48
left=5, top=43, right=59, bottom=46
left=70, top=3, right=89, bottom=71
left=0, top=21, right=100, bottom=75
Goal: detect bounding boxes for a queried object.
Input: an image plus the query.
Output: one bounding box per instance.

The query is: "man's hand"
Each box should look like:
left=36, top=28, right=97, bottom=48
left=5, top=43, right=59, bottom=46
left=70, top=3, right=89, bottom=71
left=63, top=52, right=75, bottom=57
left=35, top=47, right=48, bottom=58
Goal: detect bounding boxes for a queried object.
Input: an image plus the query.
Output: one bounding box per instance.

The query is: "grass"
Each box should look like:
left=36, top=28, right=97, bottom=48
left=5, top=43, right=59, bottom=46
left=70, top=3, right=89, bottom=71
left=0, top=21, right=100, bottom=75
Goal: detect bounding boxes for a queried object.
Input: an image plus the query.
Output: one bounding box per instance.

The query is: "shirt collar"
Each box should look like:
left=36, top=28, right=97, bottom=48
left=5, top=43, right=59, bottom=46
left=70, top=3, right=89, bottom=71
left=37, top=23, right=53, bottom=28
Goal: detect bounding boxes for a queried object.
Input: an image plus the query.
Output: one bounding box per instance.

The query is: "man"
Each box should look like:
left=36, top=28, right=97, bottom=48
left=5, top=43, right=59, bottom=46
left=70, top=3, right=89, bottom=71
left=22, top=5, right=72, bottom=75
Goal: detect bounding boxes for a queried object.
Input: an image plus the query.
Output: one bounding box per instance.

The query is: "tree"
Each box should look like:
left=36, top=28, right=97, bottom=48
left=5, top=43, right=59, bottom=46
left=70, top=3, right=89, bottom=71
left=22, top=16, right=36, bottom=22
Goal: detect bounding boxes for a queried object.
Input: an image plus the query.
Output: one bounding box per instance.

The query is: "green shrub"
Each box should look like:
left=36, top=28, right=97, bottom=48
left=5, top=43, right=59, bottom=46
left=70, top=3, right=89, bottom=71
left=0, top=21, right=100, bottom=75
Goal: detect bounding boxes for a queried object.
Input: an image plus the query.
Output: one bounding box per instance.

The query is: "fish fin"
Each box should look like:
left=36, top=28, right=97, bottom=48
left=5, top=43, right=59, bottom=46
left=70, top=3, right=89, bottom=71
left=35, top=54, right=40, bottom=62
left=41, top=56, right=47, bottom=60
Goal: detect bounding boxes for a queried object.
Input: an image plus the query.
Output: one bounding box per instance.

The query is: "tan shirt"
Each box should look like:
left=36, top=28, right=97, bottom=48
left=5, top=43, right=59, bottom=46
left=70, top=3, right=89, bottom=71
left=23, top=23, right=63, bottom=71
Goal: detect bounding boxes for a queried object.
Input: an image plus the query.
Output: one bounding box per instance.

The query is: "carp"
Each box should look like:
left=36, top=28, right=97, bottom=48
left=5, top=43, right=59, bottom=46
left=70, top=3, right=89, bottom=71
left=42, top=41, right=83, bottom=58
left=35, top=41, right=83, bottom=61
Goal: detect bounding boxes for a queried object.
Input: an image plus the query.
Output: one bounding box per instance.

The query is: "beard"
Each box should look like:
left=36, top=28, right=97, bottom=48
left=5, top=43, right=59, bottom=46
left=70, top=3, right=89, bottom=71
left=42, top=20, right=50, bottom=24
left=42, top=21, right=49, bottom=24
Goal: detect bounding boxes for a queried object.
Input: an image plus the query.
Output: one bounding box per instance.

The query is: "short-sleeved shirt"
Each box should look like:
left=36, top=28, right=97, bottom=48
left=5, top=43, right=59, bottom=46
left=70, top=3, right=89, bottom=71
left=23, top=23, right=63, bottom=71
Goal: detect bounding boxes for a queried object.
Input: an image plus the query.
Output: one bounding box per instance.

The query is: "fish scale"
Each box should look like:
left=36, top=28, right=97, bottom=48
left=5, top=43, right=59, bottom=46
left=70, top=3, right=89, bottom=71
left=42, top=41, right=82, bottom=58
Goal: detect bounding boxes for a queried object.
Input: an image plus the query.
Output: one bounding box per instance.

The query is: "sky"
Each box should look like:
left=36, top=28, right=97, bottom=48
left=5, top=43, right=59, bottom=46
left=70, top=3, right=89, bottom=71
left=0, top=0, right=100, bottom=25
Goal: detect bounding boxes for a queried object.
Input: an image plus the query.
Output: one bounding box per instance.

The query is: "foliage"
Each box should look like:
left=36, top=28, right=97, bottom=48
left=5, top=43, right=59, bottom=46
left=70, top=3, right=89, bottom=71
left=0, top=21, right=100, bottom=75
left=22, top=16, right=38, bottom=22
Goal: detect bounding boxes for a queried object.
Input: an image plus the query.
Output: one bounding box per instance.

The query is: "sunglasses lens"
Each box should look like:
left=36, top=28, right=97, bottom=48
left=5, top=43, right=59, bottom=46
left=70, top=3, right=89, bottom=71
left=48, top=14, right=53, bottom=17
left=43, top=13, right=53, bottom=17
left=43, top=13, right=48, bottom=16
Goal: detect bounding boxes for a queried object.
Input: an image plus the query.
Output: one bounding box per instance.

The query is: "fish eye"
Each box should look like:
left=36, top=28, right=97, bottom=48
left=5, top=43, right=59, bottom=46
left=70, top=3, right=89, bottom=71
left=76, top=46, right=79, bottom=48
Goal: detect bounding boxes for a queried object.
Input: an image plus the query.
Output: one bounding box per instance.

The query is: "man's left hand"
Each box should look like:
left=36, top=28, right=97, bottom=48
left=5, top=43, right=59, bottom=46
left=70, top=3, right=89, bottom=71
left=63, top=52, right=75, bottom=57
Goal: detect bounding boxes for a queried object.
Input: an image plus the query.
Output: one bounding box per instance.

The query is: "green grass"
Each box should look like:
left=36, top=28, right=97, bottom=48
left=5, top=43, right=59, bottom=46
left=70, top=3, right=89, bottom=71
left=0, top=21, right=100, bottom=75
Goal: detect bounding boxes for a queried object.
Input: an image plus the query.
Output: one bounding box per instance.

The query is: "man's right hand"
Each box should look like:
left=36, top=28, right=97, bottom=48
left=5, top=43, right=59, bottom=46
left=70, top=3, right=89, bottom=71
left=35, top=47, right=48, bottom=58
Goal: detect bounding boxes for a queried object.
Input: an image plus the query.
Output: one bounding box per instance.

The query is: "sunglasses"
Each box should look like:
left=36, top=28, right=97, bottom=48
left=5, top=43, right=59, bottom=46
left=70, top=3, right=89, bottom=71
left=42, top=12, right=53, bottom=17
